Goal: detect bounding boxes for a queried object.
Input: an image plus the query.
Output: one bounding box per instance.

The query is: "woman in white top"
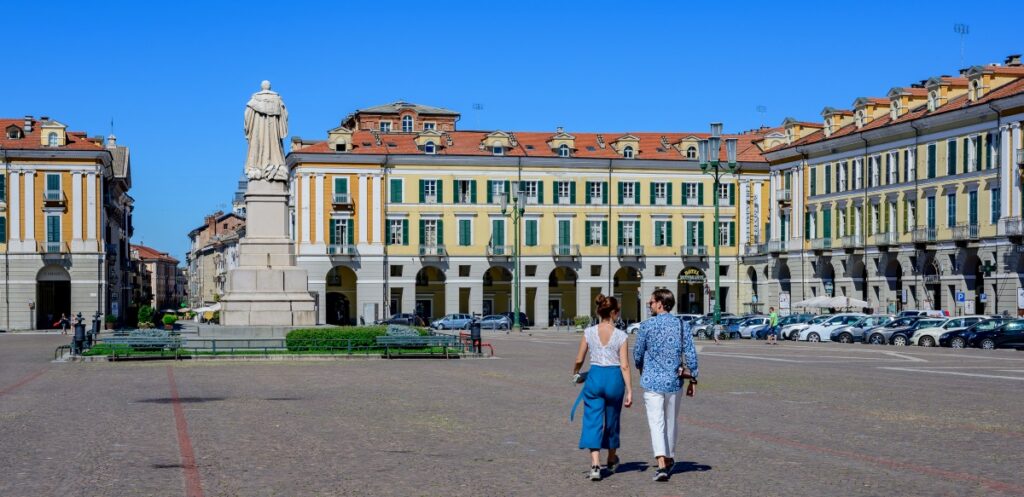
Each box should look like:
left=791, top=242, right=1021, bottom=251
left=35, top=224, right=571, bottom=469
left=571, top=294, right=633, bottom=481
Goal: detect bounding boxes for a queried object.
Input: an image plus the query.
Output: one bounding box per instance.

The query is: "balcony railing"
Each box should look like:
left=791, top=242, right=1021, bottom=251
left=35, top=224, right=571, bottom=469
left=875, top=232, right=899, bottom=246
left=682, top=245, right=708, bottom=257
left=998, top=217, right=1024, bottom=237
left=551, top=244, right=580, bottom=258
left=327, top=244, right=358, bottom=256
left=912, top=226, right=938, bottom=243
left=44, top=190, right=65, bottom=205
left=418, top=245, right=447, bottom=257
left=617, top=245, right=644, bottom=258
left=332, top=192, right=351, bottom=206
left=923, top=274, right=941, bottom=284
left=810, top=238, right=832, bottom=251
left=767, top=240, right=787, bottom=253
left=777, top=189, right=791, bottom=203
left=840, top=234, right=863, bottom=249
left=486, top=244, right=514, bottom=258
left=952, top=224, right=980, bottom=241
left=41, top=241, right=65, bottom=254
left=744, top=243, right=767, bottom=256
left=1017, top=149, right=1024, bottom=166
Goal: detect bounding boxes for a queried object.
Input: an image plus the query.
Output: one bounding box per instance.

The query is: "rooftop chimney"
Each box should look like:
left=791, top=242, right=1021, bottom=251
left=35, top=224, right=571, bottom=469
left=107, top=134, right=117, bottom=148
left=23, top=115, right=32, bottom=132
left=1006, top=54, right=1022, bottom=67
left=40, top=116, right=50, bottom=122
left=556, top=126, right=564, bottom=134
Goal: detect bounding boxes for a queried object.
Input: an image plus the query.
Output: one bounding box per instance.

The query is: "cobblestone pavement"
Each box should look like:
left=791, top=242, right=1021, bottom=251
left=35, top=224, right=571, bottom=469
left=2, top=332, right=1023, bottom=497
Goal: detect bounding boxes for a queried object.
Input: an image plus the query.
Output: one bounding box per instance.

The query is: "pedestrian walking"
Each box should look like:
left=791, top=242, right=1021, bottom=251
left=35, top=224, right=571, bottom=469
left=57, top=313, right=70, bottom=335
left=767, top=306, right=779, bottom=345
left=634, top=289, right=699, bottom=482
left=571, top=294, right=633, bottom=481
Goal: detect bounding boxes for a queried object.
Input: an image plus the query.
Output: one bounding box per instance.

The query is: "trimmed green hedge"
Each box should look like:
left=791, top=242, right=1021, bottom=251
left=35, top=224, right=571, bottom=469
left=285, top=326, right=432, bottom=351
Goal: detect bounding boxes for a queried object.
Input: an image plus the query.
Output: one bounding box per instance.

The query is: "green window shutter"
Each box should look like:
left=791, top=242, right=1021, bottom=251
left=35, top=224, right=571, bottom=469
left=984, top=133, right=991, bottom=169
left=46, top=216, right=60, bottom=242
left=570, top=181, right=577, bottom=204
left=329, top=219, right=337, bottom=245
left=418, top=180, right=425, bottom=203
left=962, top=138, right=969, bottom=174
left=537, top=181, right=544, bottom=204
left=634, top=182, right=641, bottom=203
left=805, top=212, right=811, bottom=239
left=486, top=180, right=493, bottom=204
left=616, top=221, right=623, bottom=246
left=0, top=175, right=6, bottom=201
left=0, top=217, right=6, bottom=243
left=823, top=209, right=831, bottom=238
left=601, top=220, right=608, bottom=246
left=558, top=220, right=570, bottom=246
left=495, top=219, right=505, bottom=246
left=649, top=183, right=656, bottom=205
left=526, top=220, right=537, bottom=246
left=824, top=166, right=831, bottom=194
left=584, top=181, right=591, bottom=204
left=729, top=222, right=736, bottom=246
left=666, top=183, right=673, bottom=204
left=401, top=220, right=408, bottom=245
left=666, top=220, right=673, bottom=246
left=685, top=221, right=693, bottom=244
left=728, top=183, right=736, bottom=206
left=810, top=168, right=816, bottom=195
left=436, top=220, right=444, bottom=245
left=46, top=174, right=59, bottom=191
left=928, top=143, right=936, bottom=178
left=504, top=180, right=511, bottom=198
left=470, top=181, right=477, bottom=203
left=698, top=221, right=705, bottom=246
left=602, top=181, right=608, bottom=204
left=347, top=221, right=354, bottom=245
left=903, top=201, right=908, bottom=232
left=697, top=183, right=704, bottom=205
left=459, top=220, right=468, bottom=246
left=617, top=182, right=623, bottom=204
left=334, top=177, right=348, bottom=194
left=437, top=181, right=444, bottom=203
left=634, top=221, right=640, bottom=244
left=713, top=221, right=718, bottom=245
left=584, top=221, right=592, bottom=246
left=390, top=179, right=402, bottom=203
left=418, top=219, right=425, bottom=245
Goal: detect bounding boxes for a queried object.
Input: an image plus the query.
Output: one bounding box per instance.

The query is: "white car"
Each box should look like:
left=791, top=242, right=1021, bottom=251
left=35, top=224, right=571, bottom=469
left=912, top=316, right=987, bottom=346
left=737, top=316, right=770, bottom=338
left=783, top=315, right=829, bottom=340
left=627, top=322, right=642, bottom=334
left=793, top=313, right=866, bottom=342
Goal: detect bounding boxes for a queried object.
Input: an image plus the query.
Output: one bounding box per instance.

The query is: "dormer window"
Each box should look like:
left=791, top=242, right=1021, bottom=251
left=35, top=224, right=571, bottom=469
left=969, top=79, right=982, bottom=101
left=927, top=90, right=938, bottom=111
left=854, top=110, right=865, bottom=128
left=492, top=145, right=504, bottom=156
left=623, top=146, right=634, bottom=159
left=424, top=141, right=436, bottom=155
left=335, top=143, right=347, bottom=152
left=686, top=146, right=697, bottom=159
left=401, top=115, right=413, bottom=133
left=380, top=121, right=391, bottom=133
left=558, top=144, right=570, bottom=158
left=890, top=101, right=900, bottom=120
left=6, top=126, right=22, bottom=139
left=47, top=132, right=59, bottom=147
left=423, top=122, right=435, bottom=131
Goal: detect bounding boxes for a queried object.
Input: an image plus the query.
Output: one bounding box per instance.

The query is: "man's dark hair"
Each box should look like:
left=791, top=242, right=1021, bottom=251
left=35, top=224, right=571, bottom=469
left=652, top=288, right=675, bottom=313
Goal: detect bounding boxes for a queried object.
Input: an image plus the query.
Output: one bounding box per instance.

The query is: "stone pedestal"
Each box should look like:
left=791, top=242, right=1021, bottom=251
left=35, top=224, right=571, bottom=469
left=221, top=180, right=315, bottom=326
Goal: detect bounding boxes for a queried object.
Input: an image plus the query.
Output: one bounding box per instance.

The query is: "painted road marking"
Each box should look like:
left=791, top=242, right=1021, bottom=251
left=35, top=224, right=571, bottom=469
left=878, top=367, right=1024, bottom=381
left=0, top=369, right=47, bottom=397
left=881, top=351, right=929, bottom=362
left=167, top=366, right=205, bottom=497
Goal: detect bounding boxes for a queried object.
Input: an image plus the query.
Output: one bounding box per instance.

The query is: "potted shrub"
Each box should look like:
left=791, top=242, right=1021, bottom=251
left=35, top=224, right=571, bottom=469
left=162, top=314, right=177, bottom=330
left=104, top=314, right=116, bottom=330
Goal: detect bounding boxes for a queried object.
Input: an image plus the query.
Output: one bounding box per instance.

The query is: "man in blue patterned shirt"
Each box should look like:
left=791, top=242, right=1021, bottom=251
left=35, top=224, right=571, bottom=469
left=633, top=288, right=699, bottom=482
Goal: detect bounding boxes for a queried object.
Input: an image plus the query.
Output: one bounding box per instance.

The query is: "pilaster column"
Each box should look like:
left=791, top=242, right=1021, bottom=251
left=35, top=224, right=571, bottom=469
left=738, top=180, right=749, bottom=246
left=358, top=174, right=369, bottom=244
left=534, top=283, right=549, bottom=328
left=1013, top=122, right=1022, bottom=218
left=794, top=165, right=803, bottom=240
left=72, top=171, right=83, bottom=249
left=8, top=171, right=20, bottom=244
left=1000, top=125, right=1012, bottom=220
left=300, top=174, right=311, bottom=244
left=23, top=170, right=35, bottom=245
left=314, top=174, right=325, bottom=247
left=371, top=175, right=382, bottom=244
left=85, top=172, right=97, bottom=246
left=444, top=279, right=460, bottom=316
left=770, top=172, right=779, bottom=241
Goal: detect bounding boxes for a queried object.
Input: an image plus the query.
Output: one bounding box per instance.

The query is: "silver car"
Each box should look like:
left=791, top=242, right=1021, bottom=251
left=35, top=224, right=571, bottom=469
left=830, top=315, right=894, bottom=343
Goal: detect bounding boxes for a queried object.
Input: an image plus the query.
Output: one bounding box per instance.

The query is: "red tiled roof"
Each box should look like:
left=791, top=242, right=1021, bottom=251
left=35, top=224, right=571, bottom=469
left=0, top=118, right=105, bottom=151
left=294, top=130, right=768, bottom=163
left=132, top=244, right=179, bottom=264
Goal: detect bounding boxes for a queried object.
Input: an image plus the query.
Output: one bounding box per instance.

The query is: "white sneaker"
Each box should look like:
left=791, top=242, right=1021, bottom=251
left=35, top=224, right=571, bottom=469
left=589, top=465, right=602, bottom=481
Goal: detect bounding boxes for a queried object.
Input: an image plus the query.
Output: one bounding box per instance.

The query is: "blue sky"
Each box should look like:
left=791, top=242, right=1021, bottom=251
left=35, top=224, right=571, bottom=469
left=3, top=1, right=1020, bottom=261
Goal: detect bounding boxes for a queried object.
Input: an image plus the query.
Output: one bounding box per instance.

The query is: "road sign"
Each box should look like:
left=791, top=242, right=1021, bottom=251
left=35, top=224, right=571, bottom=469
left=956, top=291, right=966, bottom=303
left=979, top=293, right=988, bottom=303
left=901, top=289, right=908, bottom=304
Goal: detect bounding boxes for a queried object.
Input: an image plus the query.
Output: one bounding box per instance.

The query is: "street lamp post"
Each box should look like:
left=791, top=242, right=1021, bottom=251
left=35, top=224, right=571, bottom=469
left=698, top=123, right=738, bottom=328
left=499, top=188, right=526, bottom=333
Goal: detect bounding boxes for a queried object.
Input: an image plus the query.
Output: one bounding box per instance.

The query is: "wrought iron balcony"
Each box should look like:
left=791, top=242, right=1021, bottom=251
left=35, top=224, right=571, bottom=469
left=744, top=243, right=767, bottom=256
left=681, top=245, right=708, bottom=257
left=874, top=232, right=899, bottom=246
left=952, top=224, right=980, bottom=241
left=551, top=244, right=580, bottom=258
left=418, top=244, right=447, bottom=258
left=810, top=238, right=832, bottom=251
left=999, top=217, right=1024, bottom=237
left=776, top=189, right=791, bottom=203
left=332, top=192, right=352, bottom=207
left=767, top=240, right=787, bottom=253
left=41, top=241, right=66, bottom=254
left=912, top=226, right=937, bottom=244
left=840, top=234, right=863, bottom=249
left=923, top=274, right=940, bottom=284
left=617, top=245, right=644, bottom=258
left=328, top=244, right=358, bottom=256
left=486, top=244, right=514, bottom=258
left=43, top=190, right=65, bottom=205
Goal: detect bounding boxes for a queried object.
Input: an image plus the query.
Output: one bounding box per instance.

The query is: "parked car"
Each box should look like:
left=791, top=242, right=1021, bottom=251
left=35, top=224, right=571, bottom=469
left=939, top=318, right=1010, bottom=348
left=627, top=321, right=642, bottom=334
left=830, top=315, right=894, bottom=343
left=378, top=313, right=427, bottom=327
left=478, top=314, right=511, bottom=330
left=784, top=315, right=830, bottom=340
left=864, top=316, right=921, bottom=345
left=774, top=314, right=814, bottom=339
left=676, top=314, right=702, bottom=325
left=431, top=314, right=474, bottom=330
left=897, top=309, right=948, bottom=318
left=719, top=317, right=746, bottom=339
left=888, top=318, right=947, bottom=346
left=736, top=316, right=770, bottom=338
left=965, top=319, right=1024, bottom=349
left=793, top=313, right=866, bottom=342
left=498, top=312, right=531, bottom=328
left=911, top=316, right=987, bottom=347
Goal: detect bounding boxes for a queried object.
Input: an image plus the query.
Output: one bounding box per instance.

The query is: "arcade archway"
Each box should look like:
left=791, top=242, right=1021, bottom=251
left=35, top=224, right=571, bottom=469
left=613, top=267, right=642, bottom=323
left=677, top=267, right=706, bottom=315
left=415, top=266, right=446, bottom=322
left=36, top=265, right=70, bottom=329
left=548, top=266, right=578, bottom=325
left=325, top=266, right=357, bottom=325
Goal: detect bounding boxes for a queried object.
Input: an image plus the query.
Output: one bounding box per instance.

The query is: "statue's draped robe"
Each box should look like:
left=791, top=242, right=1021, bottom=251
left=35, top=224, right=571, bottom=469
left=244, top=90, right=289, bottom=181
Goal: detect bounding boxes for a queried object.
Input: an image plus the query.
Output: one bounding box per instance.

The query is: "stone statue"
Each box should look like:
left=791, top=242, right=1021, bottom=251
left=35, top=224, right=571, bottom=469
left=244, top=80, right=289, bottom=182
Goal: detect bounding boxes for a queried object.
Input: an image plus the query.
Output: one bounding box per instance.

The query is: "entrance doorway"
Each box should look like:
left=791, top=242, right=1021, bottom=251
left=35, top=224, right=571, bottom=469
left=37, top=265, right=71, bottom=330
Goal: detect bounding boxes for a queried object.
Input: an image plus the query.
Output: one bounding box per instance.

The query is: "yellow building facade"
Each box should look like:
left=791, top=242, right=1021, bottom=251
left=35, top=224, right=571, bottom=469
left=288, top=102, right=773, bottom=326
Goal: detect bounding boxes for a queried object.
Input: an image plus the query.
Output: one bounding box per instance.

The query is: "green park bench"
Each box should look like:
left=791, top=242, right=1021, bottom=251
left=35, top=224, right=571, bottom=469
left=100, top=335, right=184, bottom=352
left=375, top=335, right=460, bottom=359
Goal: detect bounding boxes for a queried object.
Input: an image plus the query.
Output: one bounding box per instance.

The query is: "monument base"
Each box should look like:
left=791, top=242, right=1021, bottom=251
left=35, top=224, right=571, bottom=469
left=220, top=179, right=316, bottom=327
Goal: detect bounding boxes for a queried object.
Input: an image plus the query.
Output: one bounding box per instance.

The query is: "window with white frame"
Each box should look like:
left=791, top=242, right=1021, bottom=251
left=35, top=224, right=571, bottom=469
left=839, top=162, right=848, bottom=191
left=521, top=181, right=538, bottom=203
left=838, top=209, right=846, bottom=237
left=686, top=146, right=697, bottom=159
left=621, top=221, right=636, bottom=246
left=685, top=183, right=698, bottom=205
left=493, top=145, right=504, bottom=156
left=888, top=152, right=898, bottom=183
left=854, top=206, right=862, bottom=235
left=654, top=220, right=670, bottom=246
left=424, top=141, right=436, bottom=154
left=968, top=135, right=979, bottom=172
left=623, top=146, right=634, bottom=159
left=423, top=219, right=439, bottom=246
left=47, top=132, right=58, bottom=147
left=389, top=220, right=405, bottom=245
left=654, top=182, right=668, bottom=205
left=855, top=159, right=864, bottom=189
left=717, top=184, right=729, bottom=204
left=621, top=182, right=636, bottom=204
left=906, top=149, right=916, bottom=181
left=888, top=202, right=897, bottom=232
left=587, top=221, right=603, bottom=246
left=456, top=180, right=473, bottom=203
left=423, top=122, right=436, bottom=131
left=379, top=121, right=391, bottom=133
left=423, top=180, right=438, bottom=203
left=490, top=180, right=506, bottom=203
left=589, top=181, right=603, bottom=203
left=401, top=115, right=413, bottom=133
left=557, top=181, right=571, bottom=204
left=808, top=212, right=817, bottom=239
left=558, top=144, right=570, bottom=158
left=907, top=200, right=916, bottom=232
left=870, top=156, right=880, bottom=187
left=871, top=204, right=879, bottom=234
left=717, top=222, right=730, bottom=245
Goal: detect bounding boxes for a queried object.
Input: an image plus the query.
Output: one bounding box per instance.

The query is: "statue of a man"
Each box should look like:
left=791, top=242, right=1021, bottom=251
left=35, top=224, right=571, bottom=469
left=244, top=80, right=289, bottom=182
